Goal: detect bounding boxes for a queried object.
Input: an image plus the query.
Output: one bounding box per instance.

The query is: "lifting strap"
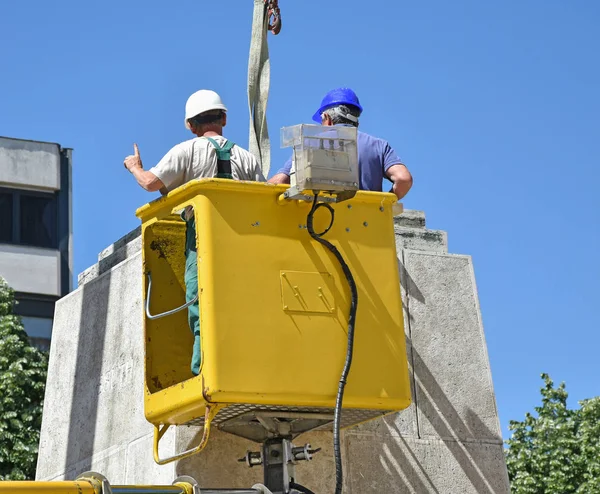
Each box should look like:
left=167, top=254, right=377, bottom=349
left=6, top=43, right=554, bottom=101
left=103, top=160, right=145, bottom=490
left=248, top=0, right=272, bottom=178
left=205, top=137, right=235, bottom=180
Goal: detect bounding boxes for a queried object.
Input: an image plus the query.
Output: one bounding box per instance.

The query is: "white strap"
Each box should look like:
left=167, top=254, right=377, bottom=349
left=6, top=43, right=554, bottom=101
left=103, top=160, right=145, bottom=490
left=248, top=0, right=271, bottom=177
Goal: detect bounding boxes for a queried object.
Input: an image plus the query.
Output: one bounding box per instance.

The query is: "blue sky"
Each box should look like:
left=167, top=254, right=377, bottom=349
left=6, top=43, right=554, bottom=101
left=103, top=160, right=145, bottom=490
left=1, top=1, right=599, bottom=437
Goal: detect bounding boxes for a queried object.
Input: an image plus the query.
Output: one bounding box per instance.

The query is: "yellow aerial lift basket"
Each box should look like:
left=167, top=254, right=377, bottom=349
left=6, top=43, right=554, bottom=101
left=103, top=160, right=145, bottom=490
left=135, top=179, right=411, bottom=465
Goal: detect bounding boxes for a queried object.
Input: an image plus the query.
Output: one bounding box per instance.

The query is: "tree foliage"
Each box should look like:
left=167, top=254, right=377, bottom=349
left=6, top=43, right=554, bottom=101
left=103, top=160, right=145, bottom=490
left=0, top=277, right=48, bottom=480
left=506, top=374, right=600, bottom=493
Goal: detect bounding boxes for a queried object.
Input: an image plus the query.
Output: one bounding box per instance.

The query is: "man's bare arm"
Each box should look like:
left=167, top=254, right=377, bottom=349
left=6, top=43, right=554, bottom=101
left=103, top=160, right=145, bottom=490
left=386, top=164, right=413, bottom=200
left=268, top=173, right=291, bottom=185
left=124, top=144, right=166, bottom=193
left=130, top=167, right=165, bottom=192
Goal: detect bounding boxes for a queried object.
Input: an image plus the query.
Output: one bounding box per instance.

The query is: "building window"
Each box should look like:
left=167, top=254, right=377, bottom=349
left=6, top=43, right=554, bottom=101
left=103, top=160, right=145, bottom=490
left=0, top=188, right=58, bottom=249
left=0, top=192, right=13, bottom=243
left=20, top=194, right=57, bottom=248
left=20, top=316, right=53, bottom=350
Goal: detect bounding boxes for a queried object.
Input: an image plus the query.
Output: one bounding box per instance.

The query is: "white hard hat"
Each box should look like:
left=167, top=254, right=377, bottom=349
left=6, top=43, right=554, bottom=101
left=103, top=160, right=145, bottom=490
left=184, top=90, right=228, bottom=129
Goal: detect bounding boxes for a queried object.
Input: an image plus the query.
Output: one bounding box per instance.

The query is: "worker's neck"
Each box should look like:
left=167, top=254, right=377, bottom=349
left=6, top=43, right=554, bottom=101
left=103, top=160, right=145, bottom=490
left=202, top=130, right=222, bottom=137
left=195, top=125, right=223, bottom=138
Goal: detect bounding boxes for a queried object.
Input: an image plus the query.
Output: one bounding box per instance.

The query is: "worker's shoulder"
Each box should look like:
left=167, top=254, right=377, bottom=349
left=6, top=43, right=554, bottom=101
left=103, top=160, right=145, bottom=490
left=171, top=136, right=232, bottom=154
left=358, top=130, right=391, bottom=147
left=231, top=142, right=259, bottom=163
left=174, top=136, right=257, bottom=164
left=232, top=143, right=256, bottom=156
left=167, top=137, right=205, bottom=154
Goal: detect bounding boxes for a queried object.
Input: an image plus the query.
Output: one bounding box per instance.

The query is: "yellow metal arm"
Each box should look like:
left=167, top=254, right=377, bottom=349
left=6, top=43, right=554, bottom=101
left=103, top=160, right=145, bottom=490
left=153, top=404, right=220, bottom=465
left=0, top=479, right=194, bottom=494
left=0, top=481, right=97, bottom=494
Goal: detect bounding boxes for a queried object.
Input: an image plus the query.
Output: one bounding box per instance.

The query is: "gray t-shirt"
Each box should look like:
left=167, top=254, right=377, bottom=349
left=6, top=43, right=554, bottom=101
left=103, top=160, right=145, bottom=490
left=150, top=136, right=266, bottom=192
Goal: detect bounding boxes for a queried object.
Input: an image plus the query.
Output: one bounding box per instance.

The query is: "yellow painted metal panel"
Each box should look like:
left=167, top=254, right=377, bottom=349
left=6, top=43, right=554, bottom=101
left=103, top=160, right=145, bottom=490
left=137, top=180, right=411, bottom=426
left=280, top=271, right=335, bottom=314
left=142, top=217, right=192, bottom=392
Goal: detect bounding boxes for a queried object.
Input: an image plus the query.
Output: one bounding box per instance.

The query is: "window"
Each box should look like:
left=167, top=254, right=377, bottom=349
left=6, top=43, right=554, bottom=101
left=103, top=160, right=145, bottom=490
left=0, top=188, right=58, bottom=249
left=0, top=192, right=12, bottom=243
left=20, top=194, right=57, bottom=248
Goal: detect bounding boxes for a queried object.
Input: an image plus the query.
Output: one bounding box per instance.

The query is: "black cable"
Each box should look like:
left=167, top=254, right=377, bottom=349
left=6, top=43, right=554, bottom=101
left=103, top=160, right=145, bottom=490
left=290, top=481, right=317, bottom=494
left=307, top=196, right=335, bottom=237
left=306, top=193, right=358, bottom=494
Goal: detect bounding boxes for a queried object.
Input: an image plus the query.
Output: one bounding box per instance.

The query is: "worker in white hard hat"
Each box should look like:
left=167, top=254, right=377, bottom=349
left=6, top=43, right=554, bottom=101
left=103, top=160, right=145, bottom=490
left=124, top=89, right=265, bottom=376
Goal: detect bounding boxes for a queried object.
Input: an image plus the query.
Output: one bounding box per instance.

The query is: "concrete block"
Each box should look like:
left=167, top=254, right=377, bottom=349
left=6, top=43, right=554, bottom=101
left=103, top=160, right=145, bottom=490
left=175, top=429, right=261, bottom=489
left=125, top=433, right=176, bottom=485
left=77, top=263, right=99, bottom=287
left=78, top=235, right=142, bottom=287
left=348, top=407, right=417, bottom=440
left=403, top=251, right=502, bottom=443
left=98, top=227, right=142, bottom=261
left=38, top=253, right=152, bottom=479
left=345, top=434, right=510, bottom=494
left=294, top=430, right=348, bottom=494
left=97, top=236, right=142, bottom=280
left=394, top=210, right=426, bottom=229
left=36, top=290, right=84, bottom=480
left=175, top=429, right=348, bottom=493
left=395, top=227, right=447, bottom=253
left=62, top=445, right=128, bottom=482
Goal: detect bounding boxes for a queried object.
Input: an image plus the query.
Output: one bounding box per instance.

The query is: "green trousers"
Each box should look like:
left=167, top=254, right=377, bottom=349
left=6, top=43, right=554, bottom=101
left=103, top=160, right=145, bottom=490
left=185, top=219, right=201, bottom=376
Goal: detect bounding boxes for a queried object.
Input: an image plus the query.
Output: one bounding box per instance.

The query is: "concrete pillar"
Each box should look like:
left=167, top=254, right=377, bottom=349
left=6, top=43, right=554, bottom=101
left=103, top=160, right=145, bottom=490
left=37, top=210, right=510, bottom=493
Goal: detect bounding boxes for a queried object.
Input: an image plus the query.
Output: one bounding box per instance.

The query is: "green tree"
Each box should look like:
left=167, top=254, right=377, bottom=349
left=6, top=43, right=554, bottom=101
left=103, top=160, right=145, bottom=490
left=0, top=277, right=48, bottom=480
left=506, top=374, right=600, bottom=493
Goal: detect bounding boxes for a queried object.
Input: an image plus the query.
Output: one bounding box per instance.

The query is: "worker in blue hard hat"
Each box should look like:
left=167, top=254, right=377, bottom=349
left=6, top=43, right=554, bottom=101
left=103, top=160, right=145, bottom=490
left=269, top=88, right=413, bottom=200
left=124, top=89, right=265, bottom=377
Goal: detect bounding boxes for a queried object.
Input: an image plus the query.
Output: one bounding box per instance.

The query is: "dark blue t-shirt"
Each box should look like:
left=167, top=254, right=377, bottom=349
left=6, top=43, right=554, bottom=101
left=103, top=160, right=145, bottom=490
left=276, top=129, right=402, bottom=191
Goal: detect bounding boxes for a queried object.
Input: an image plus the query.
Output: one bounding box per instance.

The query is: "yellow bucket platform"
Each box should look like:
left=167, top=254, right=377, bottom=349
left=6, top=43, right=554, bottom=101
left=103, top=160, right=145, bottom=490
left=135, top=179, right=411, bottom=464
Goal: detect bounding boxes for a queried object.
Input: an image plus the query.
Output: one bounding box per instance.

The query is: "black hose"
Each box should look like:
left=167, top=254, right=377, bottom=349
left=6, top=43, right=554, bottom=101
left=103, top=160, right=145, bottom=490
left=290, top=481, right=317, bottom=494
left=306, top=193, right=358, bottom=494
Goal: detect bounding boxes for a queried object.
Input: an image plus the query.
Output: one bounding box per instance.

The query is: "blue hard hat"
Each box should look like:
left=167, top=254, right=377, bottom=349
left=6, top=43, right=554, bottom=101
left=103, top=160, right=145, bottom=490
left=311, top=88, right=364, bottom=123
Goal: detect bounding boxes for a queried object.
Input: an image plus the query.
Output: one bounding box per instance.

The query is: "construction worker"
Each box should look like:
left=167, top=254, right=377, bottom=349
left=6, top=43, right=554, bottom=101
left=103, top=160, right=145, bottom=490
left=124, top=89, right=265, bottom=376
left=269, top=88, right=413, bottom=200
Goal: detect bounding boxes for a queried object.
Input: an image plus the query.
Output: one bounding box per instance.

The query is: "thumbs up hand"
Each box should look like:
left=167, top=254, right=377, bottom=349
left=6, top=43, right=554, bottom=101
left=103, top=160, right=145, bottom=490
left=124, top=143, right=143, bottom=172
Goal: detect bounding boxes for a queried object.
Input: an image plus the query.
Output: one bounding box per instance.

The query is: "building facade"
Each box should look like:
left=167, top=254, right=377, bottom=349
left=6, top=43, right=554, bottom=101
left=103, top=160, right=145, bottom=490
left=0, top=136, right=73, bottom=350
